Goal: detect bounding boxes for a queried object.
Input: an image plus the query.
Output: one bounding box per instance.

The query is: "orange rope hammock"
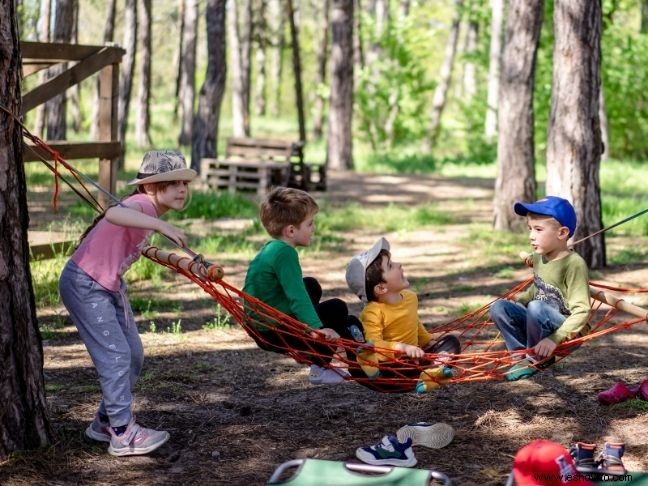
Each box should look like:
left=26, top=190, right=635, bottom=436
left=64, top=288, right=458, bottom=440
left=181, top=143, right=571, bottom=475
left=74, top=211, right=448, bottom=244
left=143, top=246, right=648, bottom=394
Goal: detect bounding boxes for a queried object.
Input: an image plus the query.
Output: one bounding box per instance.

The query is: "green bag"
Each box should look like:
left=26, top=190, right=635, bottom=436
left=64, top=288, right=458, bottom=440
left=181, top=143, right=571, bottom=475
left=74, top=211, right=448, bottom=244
left=267, top=459, right=451, bottom=486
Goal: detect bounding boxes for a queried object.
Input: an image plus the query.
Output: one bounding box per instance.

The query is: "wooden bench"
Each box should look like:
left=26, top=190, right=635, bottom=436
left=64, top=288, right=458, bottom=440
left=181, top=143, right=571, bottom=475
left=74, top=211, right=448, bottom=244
left=200, top=137, right=326, bottom=196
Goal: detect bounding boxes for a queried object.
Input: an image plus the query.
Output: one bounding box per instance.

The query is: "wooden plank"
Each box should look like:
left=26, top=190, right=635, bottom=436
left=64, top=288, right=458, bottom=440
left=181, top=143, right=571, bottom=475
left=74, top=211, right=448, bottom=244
left=21, top=41, right=107, bottom=61
left=201, top=159, right=290, bottom=169
left=227, top=136, right=303, bottom=150
left=21, top=46, right=125, bottom=114
left=22, top=62, right=54, bottom=77
left=23, top=141, right=121, bottom=161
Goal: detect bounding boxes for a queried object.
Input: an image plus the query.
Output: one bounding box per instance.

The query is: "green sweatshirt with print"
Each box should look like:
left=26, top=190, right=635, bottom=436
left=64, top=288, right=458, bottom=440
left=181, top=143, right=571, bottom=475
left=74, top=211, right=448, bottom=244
left=516, top=251, right=591, bottom=344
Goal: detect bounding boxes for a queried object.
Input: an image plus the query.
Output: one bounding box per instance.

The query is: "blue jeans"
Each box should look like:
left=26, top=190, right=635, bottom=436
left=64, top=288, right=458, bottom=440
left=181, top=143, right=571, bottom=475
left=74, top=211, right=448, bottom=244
left=59, top=260, right=143, bottom=427
left=490, top=299, right=566, bottom=358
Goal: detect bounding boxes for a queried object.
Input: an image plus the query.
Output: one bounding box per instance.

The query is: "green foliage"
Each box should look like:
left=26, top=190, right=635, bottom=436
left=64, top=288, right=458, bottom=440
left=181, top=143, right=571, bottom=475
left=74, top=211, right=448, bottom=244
left=166, top=191, right=258, bottom=220
left=30, top=257, right=66, bottom=307
left=202, top=305, right=232, bottom=330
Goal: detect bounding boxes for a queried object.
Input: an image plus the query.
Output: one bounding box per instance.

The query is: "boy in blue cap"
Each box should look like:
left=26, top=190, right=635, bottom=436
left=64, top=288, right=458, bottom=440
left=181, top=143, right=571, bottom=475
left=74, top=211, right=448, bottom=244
left=490, top=196, right=591, bottom=381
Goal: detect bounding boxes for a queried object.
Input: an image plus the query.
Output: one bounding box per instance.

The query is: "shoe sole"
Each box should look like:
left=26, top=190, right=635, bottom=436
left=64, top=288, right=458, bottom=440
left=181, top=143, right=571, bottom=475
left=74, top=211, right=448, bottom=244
left=355, top=448, right=417, bottom=467
left=84, top=424, right=111, bottom=443
left=108, top=431, right=170, bottom=457
left=396, top=422, right=454, bottom=449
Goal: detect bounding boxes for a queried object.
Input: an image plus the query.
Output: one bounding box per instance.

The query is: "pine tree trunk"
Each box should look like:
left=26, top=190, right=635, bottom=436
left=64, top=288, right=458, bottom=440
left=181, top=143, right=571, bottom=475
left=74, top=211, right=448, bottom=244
left=254, top=0, right=267, bottom=116
left=642, top=0, right=648, bottom=33
left=0, top=1, right=51, bottom=457
left=173, top=0, right=185, bottom=120
left=426, top=0, right=462, bottom=147
left=462, top=17, right=478, bottom=99
left=192, top=0, right=227, bottom=170
left=484, top=0, right=504, bottom=141
left=493, top=0, right=543, bottom=232
left=34, top=0, right=51, bottom=137
left=546, top=0, right=604, bottom=268
left=117, top=0, right=138, bottom=167
left=91, top=0, right=116, bottom=140
left=69, top=0, right=81, bottom=133
left=135, top=0, right=152, bottom=148
left=46, top=0, right=74, bottom=141
left=327, top=0, right=354, bottom=170
left=267, top=0, right=284, bottom=117
left=353, top=0, right=365, bottom=71
left=599, top=82, right=609, bottom=160
left=178, top=0, right=198, bottom=146
left=287, top=0, right=306, bottom=142
left=312, top=0, right=330, bottom=139
left=400, top=0, right=411, bottom=17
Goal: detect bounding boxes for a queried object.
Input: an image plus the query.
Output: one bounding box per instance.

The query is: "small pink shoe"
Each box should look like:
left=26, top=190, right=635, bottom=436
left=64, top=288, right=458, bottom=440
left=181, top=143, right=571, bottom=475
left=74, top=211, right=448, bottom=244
left=597, top=382, right=637, bottom=405
left=637, top=378, right=648, bottom=401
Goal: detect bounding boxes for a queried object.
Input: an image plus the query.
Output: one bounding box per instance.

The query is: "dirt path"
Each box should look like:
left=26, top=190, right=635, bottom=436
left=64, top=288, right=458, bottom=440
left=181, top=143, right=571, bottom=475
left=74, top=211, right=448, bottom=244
left=12, top=171, right=648, bottom=485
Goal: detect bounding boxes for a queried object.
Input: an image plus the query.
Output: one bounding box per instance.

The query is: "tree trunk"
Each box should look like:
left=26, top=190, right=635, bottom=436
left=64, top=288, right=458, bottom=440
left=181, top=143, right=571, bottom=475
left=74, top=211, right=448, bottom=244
left=642, top=0, right=648, bottom=33
left=599, top=81, right=609, bottom=161
left=135, top=0, right=152, bottom=148
left=400, top=0, right=411, bottom=17
left=312, top=0, right=330, bottom=139
left=426, top=0, right=463, bottom=147
left=254, top=0, right=267, bottom=116
left=91, top=0, right=116, bottom=140
left=462, top=17, right=478, bottom=100
left=353, top=0, right=365, bottom=71
left=178, top=0, right=198, bottom=146
left=493, top=0, right=543, bottom=232
left=69, top=0, right=81, bottom=133
left=267, top=0, right=284, bottom=117
left=192, top=0, right=227, bottom=171
left=34, top=0, right=51, bottom=137
left=228, top=0, right=253, bottom=137
left=117, top=0, right=138, bottom=167
left=484, top=0, right=504, bottom=141
left=286, top=0, right=306, bottom=142
left=46, top=0, right=74, bottom=141
left=173, top=0, right=185, bottom=120
left=0, top=0, right=51, bottom=457
left=327, top=0, right=354, bottom=170
left=546, top=0, right=604, bottom=268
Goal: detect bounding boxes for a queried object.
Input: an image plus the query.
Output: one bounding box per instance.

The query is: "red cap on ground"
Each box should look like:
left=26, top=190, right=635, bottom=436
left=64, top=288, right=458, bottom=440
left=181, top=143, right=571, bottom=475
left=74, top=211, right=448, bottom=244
left=513, top=439, right=594, bottom=486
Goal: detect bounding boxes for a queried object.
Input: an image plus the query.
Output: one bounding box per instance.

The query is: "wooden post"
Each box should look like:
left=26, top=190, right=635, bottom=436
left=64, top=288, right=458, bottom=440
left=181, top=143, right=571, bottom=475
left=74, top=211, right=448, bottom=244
left=97, top=60, right=119, bottom=208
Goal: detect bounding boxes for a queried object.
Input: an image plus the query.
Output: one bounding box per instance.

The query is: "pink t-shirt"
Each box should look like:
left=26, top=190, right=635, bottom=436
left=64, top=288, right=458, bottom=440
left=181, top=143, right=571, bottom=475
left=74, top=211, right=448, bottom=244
left=71, top=193, right=158, bottom=291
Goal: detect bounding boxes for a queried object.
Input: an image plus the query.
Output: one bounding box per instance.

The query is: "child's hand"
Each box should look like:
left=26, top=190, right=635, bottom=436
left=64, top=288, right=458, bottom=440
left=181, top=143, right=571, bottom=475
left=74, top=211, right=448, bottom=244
left=394, top=343, right=425, bottom=358
left=314, top=327, right=340, bottom=341
left=533, top=337, right=557, bottom=358
left=519, top=251, right=533, bottom=267
left=158, top=221, right=188, bottom=248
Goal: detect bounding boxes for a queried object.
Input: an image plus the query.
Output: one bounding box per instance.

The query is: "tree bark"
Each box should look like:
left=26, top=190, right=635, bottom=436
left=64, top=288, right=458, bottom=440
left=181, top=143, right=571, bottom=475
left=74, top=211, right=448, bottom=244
left=493, top=0, right=543, bottom=232
left=69, top=0, right=81, bottom=133
left=0, top=0, right=51, bottom=457
left=546, top=0, right=604, bottom=268
left=327, top=0, right=354, bottom=170
left=267, top=0, right=284, bottom=117
left=178, top=0, right=198, bottom=146
left=642, top=0, right=648, bottom=33
left=228, top=0, right=253, bottom=137
left=484, top=0, right=504, bottom=141
left=173, top=0, right=186, bottom=120
left=254, top=0, right=267, bottom=116
left=286, top=0, right=306, bottom=142
left=426, top=0, right=463, bottom=147
left=91, top=0, right=116, bottom=140
left=462, top=16, right=478, bottom=100
left=353, top=0, right=365, bottom=71
left=46, top=0, right=74, bottom=141
left=312, top=0, right=330, bottom=139
left=135, top=0, right=152, bottom=148
left=192, top=0, right=227, bottom=171
left=117, top=0, right=138, bottom=167
left=599, top=84, right=609, bottom=161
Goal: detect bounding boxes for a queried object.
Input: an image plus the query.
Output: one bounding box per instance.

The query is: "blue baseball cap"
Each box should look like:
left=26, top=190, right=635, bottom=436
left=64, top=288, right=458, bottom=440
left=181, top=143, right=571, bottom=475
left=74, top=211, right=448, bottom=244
left=514, top=196, right=577, bottom=237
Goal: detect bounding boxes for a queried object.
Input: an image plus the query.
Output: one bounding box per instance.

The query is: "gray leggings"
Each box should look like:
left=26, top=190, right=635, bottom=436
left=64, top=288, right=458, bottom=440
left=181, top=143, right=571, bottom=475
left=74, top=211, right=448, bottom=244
left=59, top=260, right=143, bottom=427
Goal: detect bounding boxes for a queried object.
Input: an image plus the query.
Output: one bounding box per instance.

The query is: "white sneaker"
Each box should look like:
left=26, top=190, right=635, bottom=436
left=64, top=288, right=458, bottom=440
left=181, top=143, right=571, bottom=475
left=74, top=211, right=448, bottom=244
left=308, top=364, right=349, bottom=385
left=396, top=422, right=454, bottom=449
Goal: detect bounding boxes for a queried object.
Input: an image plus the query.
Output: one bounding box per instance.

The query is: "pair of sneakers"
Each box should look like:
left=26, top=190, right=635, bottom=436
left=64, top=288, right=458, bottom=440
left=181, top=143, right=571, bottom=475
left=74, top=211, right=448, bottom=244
left=308, top=364, right=349, bottom=385
left=570, top=441, right=626, bottom=475
left=597, top=378, right=648, bottom=405
left=355, top=422, right=455, bottom=468
left=85, top=414, right=170, bottom=457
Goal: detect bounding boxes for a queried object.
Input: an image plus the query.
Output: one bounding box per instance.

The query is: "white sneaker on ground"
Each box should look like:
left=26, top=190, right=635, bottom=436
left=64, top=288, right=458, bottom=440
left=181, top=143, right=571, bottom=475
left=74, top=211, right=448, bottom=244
left=308, top=364, right=349, bottom=385
left=396, top=422, right=454, bottom=449
left=355, top=435, right=417, bottom=467
left=107, top=417, right=170, bottom=457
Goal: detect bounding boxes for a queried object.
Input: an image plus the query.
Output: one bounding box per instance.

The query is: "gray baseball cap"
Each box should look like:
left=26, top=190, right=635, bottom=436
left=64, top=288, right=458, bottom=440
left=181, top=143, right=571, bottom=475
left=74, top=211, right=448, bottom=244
left=345, top=237, right=390, bottom=303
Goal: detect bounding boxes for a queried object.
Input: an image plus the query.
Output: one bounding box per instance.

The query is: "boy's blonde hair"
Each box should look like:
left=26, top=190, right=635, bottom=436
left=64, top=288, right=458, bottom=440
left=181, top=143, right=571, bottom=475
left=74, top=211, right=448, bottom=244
left=260, top=186, right=318, bottom=238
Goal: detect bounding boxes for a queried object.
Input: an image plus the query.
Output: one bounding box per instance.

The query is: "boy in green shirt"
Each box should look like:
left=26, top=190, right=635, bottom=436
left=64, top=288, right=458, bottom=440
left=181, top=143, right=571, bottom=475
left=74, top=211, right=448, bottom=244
left=490, top=196, right=591, bottom=381
left=244, top=187, right=358, bottom=385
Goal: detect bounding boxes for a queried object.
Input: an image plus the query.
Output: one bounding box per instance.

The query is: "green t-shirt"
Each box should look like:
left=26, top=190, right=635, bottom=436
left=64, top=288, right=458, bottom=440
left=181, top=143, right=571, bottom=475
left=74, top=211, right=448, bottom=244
left=243, top=239, right=323, bottom=330
left=516, top=251, right=591, bottom=344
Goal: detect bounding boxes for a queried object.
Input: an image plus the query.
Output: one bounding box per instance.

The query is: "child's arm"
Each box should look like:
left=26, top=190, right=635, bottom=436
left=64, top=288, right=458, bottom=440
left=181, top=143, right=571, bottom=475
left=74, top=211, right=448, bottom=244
left=106, top=204, right=188, bottom=247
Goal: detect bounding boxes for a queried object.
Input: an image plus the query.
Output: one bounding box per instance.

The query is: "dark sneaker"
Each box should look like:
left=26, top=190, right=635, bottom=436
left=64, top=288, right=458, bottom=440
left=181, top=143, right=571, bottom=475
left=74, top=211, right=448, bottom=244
left=505, top=359, right=537, bottom=381
left=569, top=442, right=598, bottom=473
left=396, top=422, right=454, bottom=449
left=355, top=435, right=417, bottom=467
left=108, top=417, right=170, bottom=457
left=424, top=335, right=461, bottom=355
left=598, top=442, right=626, bottom=475
left=85, top=414, right=111, bottom=443
left=597, top=382, right=637, bottom=405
